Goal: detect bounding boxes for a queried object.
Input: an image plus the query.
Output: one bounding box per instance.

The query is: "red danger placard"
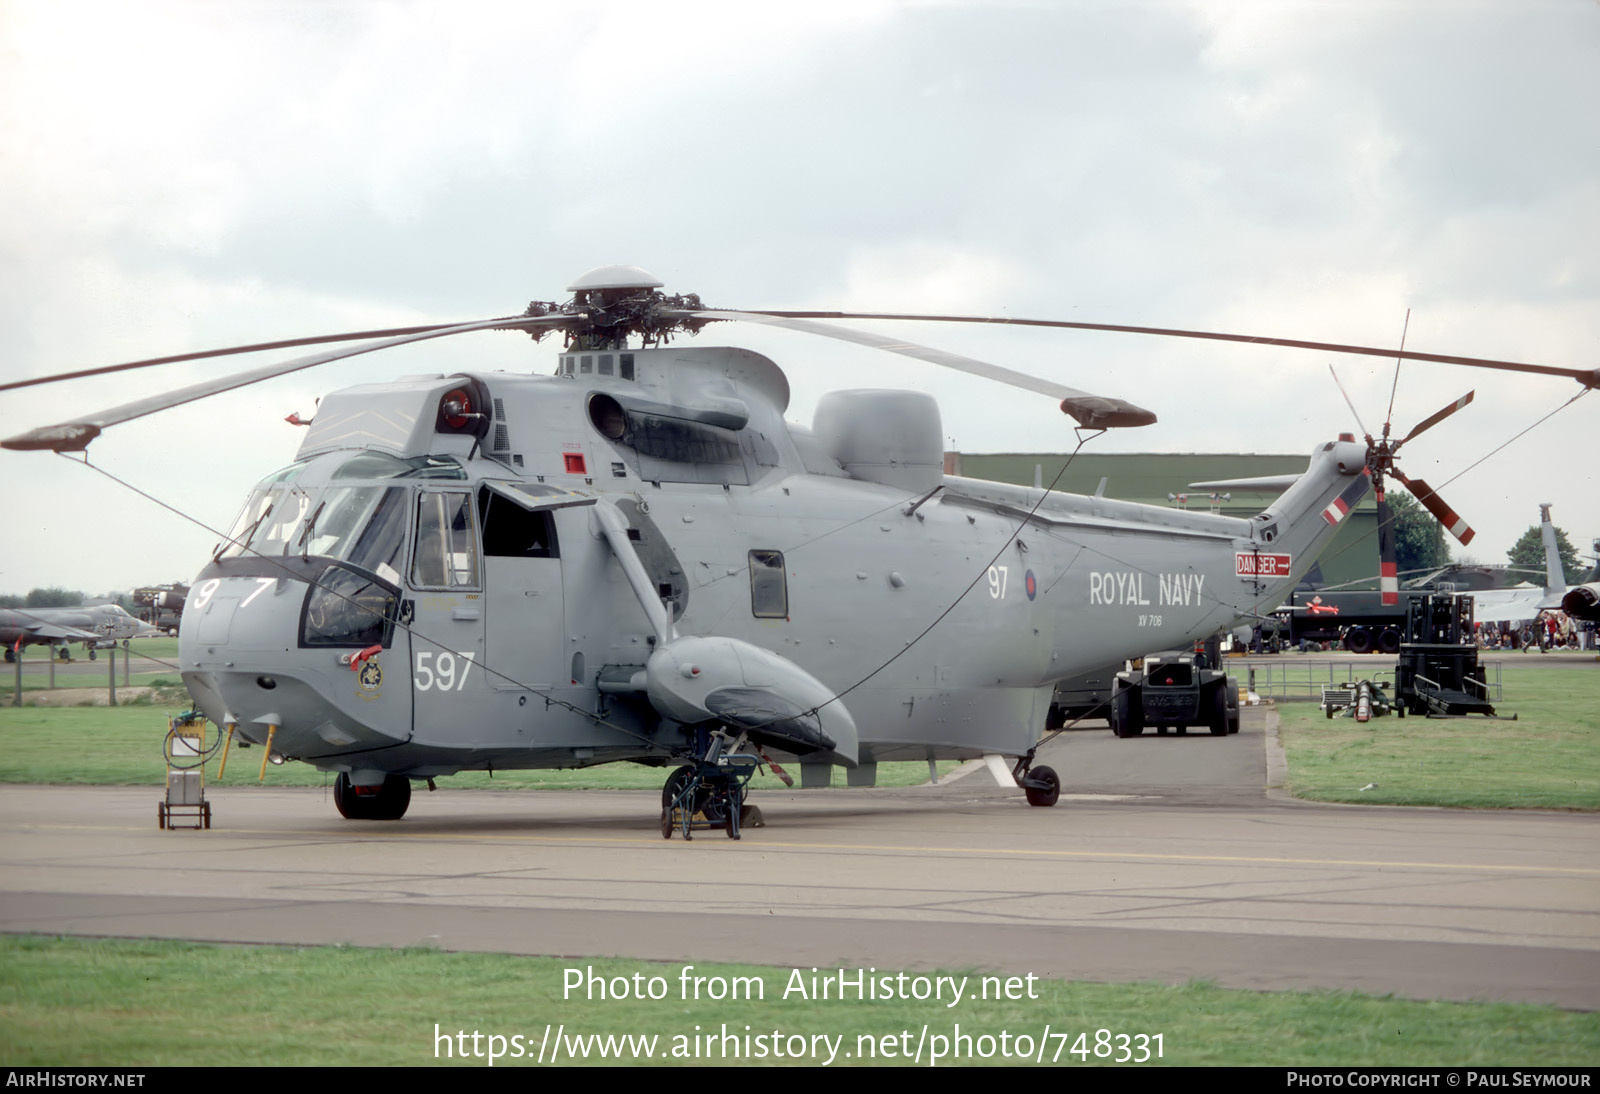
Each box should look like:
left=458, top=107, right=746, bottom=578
left=1236, top=553, right=1293, bottom=577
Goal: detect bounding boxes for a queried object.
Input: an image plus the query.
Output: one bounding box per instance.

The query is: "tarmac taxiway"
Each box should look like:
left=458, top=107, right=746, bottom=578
left=2, top=702, right=1596, bottom=1009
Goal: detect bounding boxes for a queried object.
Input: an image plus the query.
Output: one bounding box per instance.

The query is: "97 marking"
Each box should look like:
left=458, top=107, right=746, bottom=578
left=988, top=565, right=1009, bottom=600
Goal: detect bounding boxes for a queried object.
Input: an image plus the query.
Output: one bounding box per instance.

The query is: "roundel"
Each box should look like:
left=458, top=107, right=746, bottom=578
left=1024, top=569, right=1037, bottom=601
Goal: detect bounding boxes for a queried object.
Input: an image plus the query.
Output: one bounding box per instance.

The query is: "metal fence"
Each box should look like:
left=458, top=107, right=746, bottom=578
left=1233, top=658, right=1503, bottom=703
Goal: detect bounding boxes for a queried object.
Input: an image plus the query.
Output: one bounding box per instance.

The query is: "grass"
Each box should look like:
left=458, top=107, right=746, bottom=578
left=0, top=702, right=957, bottom=790
left=0, top=636, right=182, bottom=699
left=1, top=936, right=1595, bottom=1067
left=3, top=665, right=1596, bottom=805
left=1277, top=666, right=1600, bottom=809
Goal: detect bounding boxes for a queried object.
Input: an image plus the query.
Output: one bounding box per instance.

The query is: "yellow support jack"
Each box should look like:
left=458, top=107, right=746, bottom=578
left=217, top=722, right=236, bottom=779
left=258, top=724, right=277, bottom=782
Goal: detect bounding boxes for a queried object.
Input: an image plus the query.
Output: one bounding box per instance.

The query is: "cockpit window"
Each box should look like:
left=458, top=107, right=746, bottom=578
left=215, top=463, right=308, bottom=560
left=334, top=452, right=465, bottom=480
left=413, top=491, right=479, bottom=588
left=300, top=486, right=408, bottom=583
left=217, top=486, right=311, bottom=560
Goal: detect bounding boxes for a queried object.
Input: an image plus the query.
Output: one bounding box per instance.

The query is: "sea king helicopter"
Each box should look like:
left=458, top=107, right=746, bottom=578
left=4, top=266, right=1594, bottom=837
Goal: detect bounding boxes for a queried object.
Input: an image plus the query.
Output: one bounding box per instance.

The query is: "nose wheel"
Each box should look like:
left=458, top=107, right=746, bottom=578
left=333, top=773, right=412, bottom=820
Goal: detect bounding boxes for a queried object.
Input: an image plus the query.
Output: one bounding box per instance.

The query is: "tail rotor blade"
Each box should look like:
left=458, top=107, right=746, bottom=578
left=1375, top=479, right=1399, bottom=606
left=1327, top=364, right=1372, bottom=441
left=1396, top=391, right=1475, bottom=450
left=1391, top=468, right=1475, bottom=545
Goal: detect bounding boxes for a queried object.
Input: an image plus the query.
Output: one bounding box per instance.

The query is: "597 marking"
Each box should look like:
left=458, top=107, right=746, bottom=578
left=414, top=651, right=477, bottom=691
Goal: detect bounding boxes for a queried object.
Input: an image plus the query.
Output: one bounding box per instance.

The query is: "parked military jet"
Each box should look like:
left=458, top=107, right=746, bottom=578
left=1, top=603, right=156, bottom=661
left=1470, top=505, right=1599, bottom=624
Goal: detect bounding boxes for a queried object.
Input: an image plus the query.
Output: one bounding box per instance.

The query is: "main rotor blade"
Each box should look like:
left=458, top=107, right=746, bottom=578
left=1390, top=467, right=1476, bottom=546
left=689, top=309, right=1157, bottom=429
left=0, top=324, right=469, bottom=395
left=742, top=310, right=1600, bottom=388
left=2, top=315, right=572, bottom=453
left=1395, top=390, right=1474, bottom=450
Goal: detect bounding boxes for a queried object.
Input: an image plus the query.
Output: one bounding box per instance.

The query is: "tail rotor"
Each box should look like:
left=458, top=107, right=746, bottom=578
left=1329, top=357, right=1478, bottom=604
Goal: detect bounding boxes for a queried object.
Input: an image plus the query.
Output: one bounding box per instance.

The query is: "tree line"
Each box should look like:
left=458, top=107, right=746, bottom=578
left=0, top=588, right=134, bottom=610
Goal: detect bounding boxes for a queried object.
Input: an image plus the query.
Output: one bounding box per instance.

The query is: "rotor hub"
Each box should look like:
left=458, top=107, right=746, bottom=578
left=520, top=265, right=707, bottom=350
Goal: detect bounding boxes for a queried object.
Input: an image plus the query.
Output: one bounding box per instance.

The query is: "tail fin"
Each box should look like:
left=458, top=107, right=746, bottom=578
left=1539, top=504, right=1563, bottom=590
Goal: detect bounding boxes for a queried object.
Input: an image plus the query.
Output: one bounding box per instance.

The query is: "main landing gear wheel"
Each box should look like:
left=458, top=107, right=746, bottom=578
left=1020, top=764, right=1061, bottom=807
left=333, top=773, right=412, bottom=820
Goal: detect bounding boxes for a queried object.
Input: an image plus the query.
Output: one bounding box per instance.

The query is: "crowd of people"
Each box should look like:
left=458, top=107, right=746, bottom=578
left=1475, top=611, right=1593, bottom=651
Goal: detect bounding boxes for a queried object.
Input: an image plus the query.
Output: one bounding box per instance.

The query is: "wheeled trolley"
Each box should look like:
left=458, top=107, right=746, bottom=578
left=158, top=711, right=213, bottom=830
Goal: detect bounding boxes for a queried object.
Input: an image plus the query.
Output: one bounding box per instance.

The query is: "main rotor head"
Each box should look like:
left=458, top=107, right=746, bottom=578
left=519, top=265, right=709, bottom=350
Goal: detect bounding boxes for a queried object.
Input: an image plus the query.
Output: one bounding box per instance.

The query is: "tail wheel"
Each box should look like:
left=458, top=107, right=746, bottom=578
left=1023, top=765, right=1061, bottom=808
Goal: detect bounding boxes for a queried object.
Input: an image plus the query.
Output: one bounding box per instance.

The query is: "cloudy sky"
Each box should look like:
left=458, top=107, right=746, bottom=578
left=1, top=0, right=1596, bottom=596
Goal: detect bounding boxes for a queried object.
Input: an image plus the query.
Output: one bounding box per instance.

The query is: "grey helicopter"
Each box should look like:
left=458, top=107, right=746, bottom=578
left=5, top=266, right=1594, bottom=837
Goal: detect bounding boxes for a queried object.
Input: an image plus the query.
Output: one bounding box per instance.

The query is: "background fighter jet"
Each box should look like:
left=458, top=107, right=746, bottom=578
left=1468, top=505, right=1599, bottom=625
left=0, top=604, right=156, bottom=661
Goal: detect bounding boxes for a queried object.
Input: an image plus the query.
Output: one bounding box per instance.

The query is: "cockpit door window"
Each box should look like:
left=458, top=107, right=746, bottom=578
left=412, top=491, right=479, bottom=589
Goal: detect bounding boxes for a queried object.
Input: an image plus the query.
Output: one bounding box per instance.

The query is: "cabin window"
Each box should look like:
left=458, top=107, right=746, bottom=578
left=412, top=491, right=479, bottom=588
left=749, top=550, right=788, bottom=618
left=477, top=486, right=558, bottom=558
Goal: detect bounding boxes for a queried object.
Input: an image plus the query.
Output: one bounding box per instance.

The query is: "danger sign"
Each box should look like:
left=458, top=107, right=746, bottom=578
left=1236, top=552, right=1293, bottom=578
